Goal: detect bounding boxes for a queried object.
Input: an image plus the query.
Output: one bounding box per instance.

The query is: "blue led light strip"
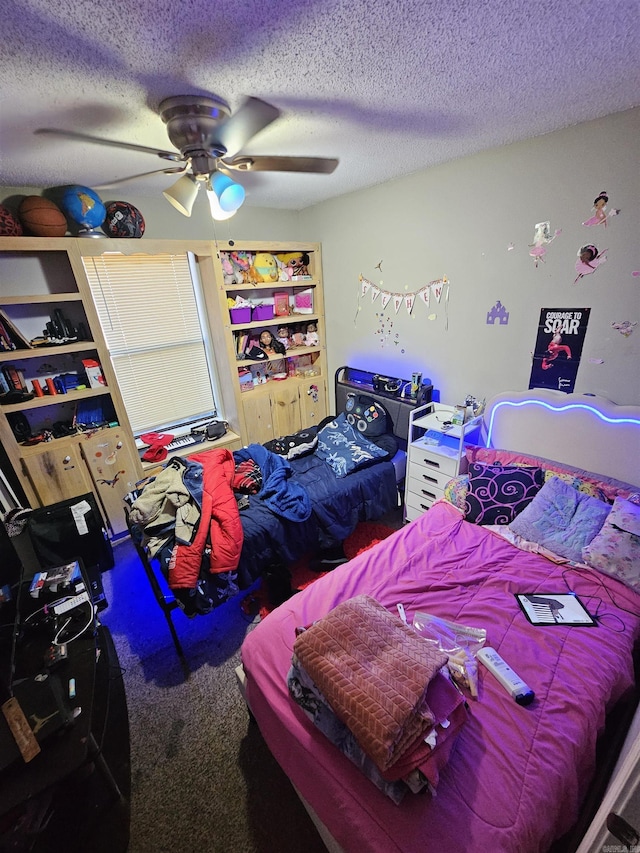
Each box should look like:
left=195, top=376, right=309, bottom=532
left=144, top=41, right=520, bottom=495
left=486, top=398, right=640, bottom=447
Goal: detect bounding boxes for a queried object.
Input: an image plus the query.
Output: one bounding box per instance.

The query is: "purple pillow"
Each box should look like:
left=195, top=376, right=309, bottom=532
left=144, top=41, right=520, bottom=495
left=464, top=462, right=545, bottom=525
left=510, top=476, right=612, bottom=563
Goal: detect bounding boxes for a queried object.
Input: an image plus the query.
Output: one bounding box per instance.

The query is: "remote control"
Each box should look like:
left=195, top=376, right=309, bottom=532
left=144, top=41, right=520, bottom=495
left=477, top=647, right=535, bottom=706
left=52, top=591, right=91, bottom=616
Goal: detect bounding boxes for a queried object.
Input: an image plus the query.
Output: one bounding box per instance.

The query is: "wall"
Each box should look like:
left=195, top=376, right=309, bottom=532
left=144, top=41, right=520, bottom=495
left=298, top=108, right=640, bottom=408
left=4, top=107, right=639, bottom=411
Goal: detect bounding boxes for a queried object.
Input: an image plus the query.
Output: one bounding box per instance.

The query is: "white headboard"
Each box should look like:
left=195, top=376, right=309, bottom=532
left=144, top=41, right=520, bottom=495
left=483, top=390, right=640, bottom=487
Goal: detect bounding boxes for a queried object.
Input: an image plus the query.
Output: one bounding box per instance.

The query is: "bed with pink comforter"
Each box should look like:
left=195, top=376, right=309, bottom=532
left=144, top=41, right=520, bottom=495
left=241, top=499, right=640, bottom=853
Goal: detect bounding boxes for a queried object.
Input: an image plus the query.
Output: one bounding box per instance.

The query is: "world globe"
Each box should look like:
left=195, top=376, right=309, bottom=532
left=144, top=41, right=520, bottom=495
left=60, top=185, right=106, bottom=231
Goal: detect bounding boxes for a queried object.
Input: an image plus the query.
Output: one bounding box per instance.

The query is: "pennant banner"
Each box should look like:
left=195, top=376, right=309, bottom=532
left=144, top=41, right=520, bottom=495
left=358, top=274, right=448, bottom=317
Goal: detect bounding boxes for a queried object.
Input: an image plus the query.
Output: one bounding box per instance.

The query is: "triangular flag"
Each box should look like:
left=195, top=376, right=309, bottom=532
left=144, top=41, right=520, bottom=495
left=393, top=294, right=403, bottom=313
left=380, top=292, right=392, bottom=309
left=404, top=293, right=415, bottom=315
left=419, top=287, right=430, bottom=307
left=371, top=286, right=380, bottom=302
left=432, top=281, right=443, bottom=302
left=360, top=276, right=372, bottom=296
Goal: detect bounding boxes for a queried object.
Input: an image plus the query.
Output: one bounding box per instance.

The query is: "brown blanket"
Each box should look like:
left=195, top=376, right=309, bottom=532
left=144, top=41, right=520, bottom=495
left=293, top=595, right=448, bottom=772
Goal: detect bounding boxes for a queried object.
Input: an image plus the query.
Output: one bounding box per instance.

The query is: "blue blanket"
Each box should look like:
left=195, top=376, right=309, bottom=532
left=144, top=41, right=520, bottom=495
left=234, top=451, right=398, bottom=588
left=233, top=443, right=312, bottom=522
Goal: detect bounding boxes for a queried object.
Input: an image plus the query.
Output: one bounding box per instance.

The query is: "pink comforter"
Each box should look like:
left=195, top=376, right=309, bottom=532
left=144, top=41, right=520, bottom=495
left=241, top=500, right=640, bottom=853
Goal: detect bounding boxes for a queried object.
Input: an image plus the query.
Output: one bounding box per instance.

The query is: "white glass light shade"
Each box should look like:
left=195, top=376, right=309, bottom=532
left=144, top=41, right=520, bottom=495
left=162, top=175, right=200, bottom=216
left=207, top=189, right=237, bottom=221
left=211, top=173, right=245, bottom=212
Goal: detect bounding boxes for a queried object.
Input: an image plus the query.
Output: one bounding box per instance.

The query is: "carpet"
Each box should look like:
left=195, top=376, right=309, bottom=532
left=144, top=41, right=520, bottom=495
left=241, top=521, right=396, bottom=619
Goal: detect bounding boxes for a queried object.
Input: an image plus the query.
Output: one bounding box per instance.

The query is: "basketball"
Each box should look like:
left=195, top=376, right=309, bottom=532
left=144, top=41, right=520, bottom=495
left=0, top=204, right=23, bottom=236
left=102, top=201, right=145, bottom=238
left=18, top=196, right=67, bottom=237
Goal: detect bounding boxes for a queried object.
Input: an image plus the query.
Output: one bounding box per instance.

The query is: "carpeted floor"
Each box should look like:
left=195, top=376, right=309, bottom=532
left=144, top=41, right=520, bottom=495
left=99, top=509, right=402, bottom=853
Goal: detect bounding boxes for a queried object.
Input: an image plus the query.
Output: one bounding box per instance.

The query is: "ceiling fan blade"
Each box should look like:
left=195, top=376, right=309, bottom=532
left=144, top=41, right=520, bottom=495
left=223, top=155, right=339, bottom=174
left=35, top=128, right=185, bottom=162
left=92, top=165, right=188, bottom=190
left=214, top=97, right=281, bottom=158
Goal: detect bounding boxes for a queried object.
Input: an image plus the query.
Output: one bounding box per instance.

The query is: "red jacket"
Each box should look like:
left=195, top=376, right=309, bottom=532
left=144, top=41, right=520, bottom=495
left=167, top=448, right=243, bottom=589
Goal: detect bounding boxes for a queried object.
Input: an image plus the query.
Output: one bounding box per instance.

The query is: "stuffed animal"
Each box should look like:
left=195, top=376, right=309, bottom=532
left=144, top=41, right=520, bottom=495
left=221, top=254, right=238, bottom=285
left=250, top=252, right=279, bottom=283
left=230, top=251, right=252, bottom=283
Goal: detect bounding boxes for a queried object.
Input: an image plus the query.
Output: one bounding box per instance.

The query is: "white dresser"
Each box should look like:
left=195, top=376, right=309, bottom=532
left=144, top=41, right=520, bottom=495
left=404, top=403, right=482, bottom=522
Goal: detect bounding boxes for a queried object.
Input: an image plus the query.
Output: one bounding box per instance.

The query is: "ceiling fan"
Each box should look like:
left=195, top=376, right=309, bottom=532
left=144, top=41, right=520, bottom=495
left=36, top=94, right=339, bottom=217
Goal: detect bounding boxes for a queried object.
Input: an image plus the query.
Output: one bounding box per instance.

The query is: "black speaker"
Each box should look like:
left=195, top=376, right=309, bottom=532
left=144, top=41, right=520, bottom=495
left=26, top=493, right=114, bottom=574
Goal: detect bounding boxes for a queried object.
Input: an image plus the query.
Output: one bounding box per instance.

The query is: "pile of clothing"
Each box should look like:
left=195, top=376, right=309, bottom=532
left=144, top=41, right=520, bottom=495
left=288, top=595, right=468, bottom=803
left=126, top=444, right=313, bottom=615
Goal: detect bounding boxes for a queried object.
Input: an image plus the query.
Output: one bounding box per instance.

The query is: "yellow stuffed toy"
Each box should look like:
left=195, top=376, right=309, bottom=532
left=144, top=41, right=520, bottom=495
left=250, top=252, right=279, bottom=283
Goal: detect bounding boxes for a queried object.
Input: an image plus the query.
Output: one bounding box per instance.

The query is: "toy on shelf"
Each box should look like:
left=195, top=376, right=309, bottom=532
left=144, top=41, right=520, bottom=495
left=249, top=252, right=279, bottom=283
left=289, top=325, right=306, bottom=348
left=277, top=326, right=291, bottom=350
left=18, top=196, right=67, bottom=237
left=304, top=321, right=319, bottom=347
left=259, top=330, right=286, bottom=356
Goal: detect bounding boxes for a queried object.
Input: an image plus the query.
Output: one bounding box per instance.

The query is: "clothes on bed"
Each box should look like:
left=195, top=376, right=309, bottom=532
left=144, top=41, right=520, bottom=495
left=232, top=458, right=263, bottom=493
left=287, top=655, right=467, bottom=803
left=292, top=594, right=449, bottom=773
left=233, top=443, right=312, bottom=521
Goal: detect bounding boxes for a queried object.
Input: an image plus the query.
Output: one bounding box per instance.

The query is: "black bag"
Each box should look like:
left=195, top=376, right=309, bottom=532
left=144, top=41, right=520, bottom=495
left=26, top=493, right=114, bottom=573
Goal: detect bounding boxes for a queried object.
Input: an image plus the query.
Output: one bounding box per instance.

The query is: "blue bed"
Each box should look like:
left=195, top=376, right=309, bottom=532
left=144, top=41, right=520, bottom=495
left=235, top=449, right=399, bottom=588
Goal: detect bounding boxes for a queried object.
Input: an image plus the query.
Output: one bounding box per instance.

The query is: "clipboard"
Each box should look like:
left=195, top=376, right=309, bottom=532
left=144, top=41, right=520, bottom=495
left=516, top=593, right=597, bottom=626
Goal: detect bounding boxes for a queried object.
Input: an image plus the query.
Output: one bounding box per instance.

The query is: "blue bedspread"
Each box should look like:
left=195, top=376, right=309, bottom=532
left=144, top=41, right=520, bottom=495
left=236, top=453, right=398, bottom=588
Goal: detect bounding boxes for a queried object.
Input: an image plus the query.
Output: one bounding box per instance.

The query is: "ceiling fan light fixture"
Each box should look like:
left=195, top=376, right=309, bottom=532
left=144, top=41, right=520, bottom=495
left=162, top=174, right=200, bottom=216
left=211, top=172, right=245, bottom=213
left=206, top=188, right=237, bottom=221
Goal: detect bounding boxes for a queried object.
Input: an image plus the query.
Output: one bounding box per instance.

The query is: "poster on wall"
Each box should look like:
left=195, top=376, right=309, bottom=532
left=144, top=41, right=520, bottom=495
left=529, top=308, right=591, bottom=394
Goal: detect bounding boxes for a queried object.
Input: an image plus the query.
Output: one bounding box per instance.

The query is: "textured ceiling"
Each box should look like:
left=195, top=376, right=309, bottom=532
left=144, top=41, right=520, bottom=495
left=0, top=0, right=638, bottom=210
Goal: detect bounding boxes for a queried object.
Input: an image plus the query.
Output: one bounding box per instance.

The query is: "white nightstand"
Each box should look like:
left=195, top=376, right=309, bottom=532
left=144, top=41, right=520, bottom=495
left=404, top=403, right=482, bottom=522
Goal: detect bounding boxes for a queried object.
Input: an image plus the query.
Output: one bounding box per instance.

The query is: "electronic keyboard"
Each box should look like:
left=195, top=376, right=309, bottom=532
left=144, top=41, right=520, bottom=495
left=165, top=434, right=205, bottom=451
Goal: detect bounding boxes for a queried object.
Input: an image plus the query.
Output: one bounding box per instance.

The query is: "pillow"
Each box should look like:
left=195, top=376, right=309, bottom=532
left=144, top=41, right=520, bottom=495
left=581, top=497, right=640, bottom=590
left=443, top=474, right=469, bottom=511
left=344, top=393, right=389, bottom=437
left=316, top=412, right=387, bottom=478
left=542, top=469, right=607, bottom=500
left=464, top=463, right=545, bottom=525
left=465, top=445, right=637, bottom=503
left=509, top=476, right=611, bottom=562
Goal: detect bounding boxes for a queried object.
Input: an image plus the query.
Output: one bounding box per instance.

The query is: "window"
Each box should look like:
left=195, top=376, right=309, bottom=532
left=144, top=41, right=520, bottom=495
left=83, top=252, right=219, bottom=435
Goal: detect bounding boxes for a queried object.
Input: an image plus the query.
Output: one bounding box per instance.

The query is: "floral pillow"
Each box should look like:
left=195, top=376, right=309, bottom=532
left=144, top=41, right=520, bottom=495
left=443, top=474, right=469, bottom=511
left=316, top=412, right=388, bottom=478
left=464, top=462, right=545, bottom=525
left=581, top=497, right=640, bottom=590
left=509, top=475, right=611, bottom=563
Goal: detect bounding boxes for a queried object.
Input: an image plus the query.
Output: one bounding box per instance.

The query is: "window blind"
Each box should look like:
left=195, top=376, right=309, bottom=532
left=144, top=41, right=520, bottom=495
left=83, top=253, right=217, bottom=434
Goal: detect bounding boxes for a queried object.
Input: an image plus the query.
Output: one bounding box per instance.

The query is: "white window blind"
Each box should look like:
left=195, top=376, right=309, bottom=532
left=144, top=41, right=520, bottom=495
left=83, top=253, right=218, bottom=434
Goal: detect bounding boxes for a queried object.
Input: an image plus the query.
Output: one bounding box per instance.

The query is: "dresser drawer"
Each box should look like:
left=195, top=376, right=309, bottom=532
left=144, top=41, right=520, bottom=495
left=405, top=489, right=437, bottom=521
left=407, top=466, right=453, bottom=497
left=408, top=445, right=460, bottom=479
